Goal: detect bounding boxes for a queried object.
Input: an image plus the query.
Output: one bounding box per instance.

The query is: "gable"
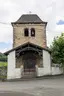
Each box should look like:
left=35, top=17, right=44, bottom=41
left=4, top=42, right=50, bottom=55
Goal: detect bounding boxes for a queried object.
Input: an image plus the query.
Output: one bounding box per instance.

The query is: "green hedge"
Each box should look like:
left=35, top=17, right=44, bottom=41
left=0, top=62, right=7, bottom=67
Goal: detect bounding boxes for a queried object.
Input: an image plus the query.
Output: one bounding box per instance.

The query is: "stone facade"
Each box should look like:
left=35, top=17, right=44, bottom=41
left=12, top=24, right=47, bottom=48
left=16, top=56, right=23, bottom=68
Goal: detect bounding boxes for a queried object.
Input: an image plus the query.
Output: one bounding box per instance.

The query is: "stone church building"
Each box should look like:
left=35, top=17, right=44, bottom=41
left=5, top=14, right=52, bottom=79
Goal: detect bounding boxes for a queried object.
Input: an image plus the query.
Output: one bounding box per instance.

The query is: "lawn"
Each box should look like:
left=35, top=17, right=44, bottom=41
left=0, top=62, right=7, bottom=67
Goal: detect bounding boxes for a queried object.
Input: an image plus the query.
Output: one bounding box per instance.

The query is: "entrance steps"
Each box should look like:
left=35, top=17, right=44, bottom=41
left=22, top=72, right=36, bottom=79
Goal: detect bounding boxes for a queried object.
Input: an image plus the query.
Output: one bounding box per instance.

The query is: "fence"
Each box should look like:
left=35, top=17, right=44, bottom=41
left=0, top=66, right=7, bottom=81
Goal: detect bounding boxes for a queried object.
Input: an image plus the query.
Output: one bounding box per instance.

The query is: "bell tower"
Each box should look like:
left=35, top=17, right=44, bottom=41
left=12, top=14, right=47, bottom=48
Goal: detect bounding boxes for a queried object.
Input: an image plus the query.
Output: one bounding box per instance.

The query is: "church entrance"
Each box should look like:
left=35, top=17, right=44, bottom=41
left=22, top=52, right=37, bottom=78
left=15, top=42, right=43, bottom=78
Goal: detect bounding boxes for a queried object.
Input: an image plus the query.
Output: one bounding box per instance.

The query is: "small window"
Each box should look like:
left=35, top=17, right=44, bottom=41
left=31, top=28, right=35, bottom=37
left=24, top=28, right=29, bottom=36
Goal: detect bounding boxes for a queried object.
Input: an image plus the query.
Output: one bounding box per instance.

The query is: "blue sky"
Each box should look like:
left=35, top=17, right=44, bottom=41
left=0, top=42, right=11, bottom=49
left=0, top=0, right=64, bottom=53
left=57, top=20, right=64, bottom=25
left=0, top=42, right=12, bottom=53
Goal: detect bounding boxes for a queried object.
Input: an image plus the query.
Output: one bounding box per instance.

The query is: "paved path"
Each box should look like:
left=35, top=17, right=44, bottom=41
left=0, top=92, right=33, bottom=96
left=0, top=76, right=64, bottom=96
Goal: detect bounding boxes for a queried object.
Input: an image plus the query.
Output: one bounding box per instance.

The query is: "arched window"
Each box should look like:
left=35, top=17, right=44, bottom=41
left=31, top=28, right=35, bottom=37
left=24, top=28, right=29, bottom=36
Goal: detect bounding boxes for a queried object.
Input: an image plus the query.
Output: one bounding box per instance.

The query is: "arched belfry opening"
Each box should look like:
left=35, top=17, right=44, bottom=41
left=24, top=28, right=29, bottom=36
left=31, top=28, right=35, bottom=37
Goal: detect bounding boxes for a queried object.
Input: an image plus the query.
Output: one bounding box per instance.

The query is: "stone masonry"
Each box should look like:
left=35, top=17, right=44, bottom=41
left=12, top=23, right=47, bottom=48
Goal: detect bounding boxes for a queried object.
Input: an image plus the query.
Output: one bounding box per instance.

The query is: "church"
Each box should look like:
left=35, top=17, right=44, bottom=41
left=4, top=14, right=52, bottom=79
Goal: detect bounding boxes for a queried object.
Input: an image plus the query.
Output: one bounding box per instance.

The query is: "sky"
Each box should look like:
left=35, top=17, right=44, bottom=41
left=0, top=0, right=64, bottom=53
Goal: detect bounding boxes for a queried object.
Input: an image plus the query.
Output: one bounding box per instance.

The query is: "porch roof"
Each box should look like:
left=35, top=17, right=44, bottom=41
left=4, top=42, right=50, bottom=55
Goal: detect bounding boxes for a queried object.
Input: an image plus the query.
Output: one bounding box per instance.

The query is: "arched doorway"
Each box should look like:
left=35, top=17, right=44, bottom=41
left=22, top=51, right=37, bottom=78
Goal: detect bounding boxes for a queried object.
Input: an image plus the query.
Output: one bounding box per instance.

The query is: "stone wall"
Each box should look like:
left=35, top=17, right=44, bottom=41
left=16, top=56, right=23, bottom=68
left=12, top=24, right=47, bottom=48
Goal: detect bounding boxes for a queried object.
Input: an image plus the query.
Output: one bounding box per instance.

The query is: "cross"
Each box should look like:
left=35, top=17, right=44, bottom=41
left=29, top=11, right=32, bottom=14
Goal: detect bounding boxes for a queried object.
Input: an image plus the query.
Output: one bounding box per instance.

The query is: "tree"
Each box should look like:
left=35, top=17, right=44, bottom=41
left=50, top=33, right=64, bottom=67
left=0, top=53, right=7, bottom=62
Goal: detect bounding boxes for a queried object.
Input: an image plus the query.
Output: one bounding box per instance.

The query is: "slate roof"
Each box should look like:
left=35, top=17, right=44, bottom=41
left=12, top=14, right=47, bottom=24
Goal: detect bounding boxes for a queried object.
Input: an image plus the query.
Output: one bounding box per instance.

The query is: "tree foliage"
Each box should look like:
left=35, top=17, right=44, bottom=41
left=50, top=33, right=64, bottom=67
left=0, top=53, right=7, bottom=62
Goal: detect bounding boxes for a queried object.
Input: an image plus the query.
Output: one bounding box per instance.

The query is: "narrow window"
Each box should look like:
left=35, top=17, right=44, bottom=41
left=31, top=28, right=35, bottom=37
left=24, top=28, right=29, bottom=36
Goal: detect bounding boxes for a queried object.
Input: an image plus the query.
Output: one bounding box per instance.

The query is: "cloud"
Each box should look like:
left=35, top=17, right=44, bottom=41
left=0, top=24, right=13, bottom=43
left=56, top=25, right=64, bottom=33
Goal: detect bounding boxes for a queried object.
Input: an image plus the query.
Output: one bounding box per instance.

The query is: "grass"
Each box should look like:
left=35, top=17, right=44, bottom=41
left=0, top=62, right=7, bottom=67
